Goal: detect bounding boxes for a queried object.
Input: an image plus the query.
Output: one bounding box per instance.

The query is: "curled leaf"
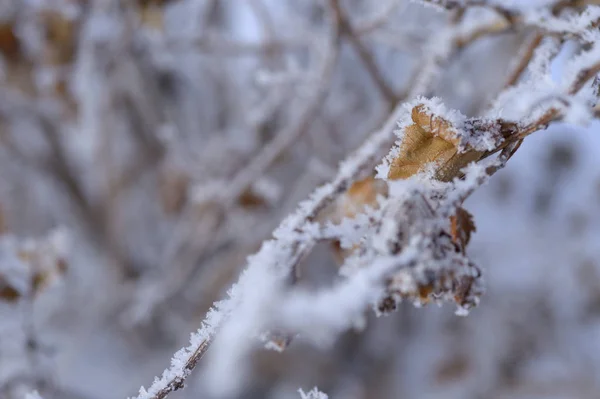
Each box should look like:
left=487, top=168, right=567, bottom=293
left=450, top=207, right=476, bottom=254
left=388, top=105, right=484, bottom=182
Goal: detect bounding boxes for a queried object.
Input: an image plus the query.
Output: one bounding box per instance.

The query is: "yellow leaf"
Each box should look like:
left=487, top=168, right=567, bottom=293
left=329, top=176, right=388, bottom=264
left=342, top=176, right=387, bottom=218
left=388, top=105, right=484, bottom=182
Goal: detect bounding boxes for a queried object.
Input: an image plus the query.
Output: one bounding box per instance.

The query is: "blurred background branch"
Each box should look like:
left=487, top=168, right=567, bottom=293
left=0, top=1, right=600, bottom=399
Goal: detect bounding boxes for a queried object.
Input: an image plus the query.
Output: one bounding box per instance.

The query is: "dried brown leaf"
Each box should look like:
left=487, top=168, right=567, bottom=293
left=42, top=11, right=78, bottom=65
left=140, top=6, right=165, bottom=30
left=137, top=0, right=179, bottom=30
left=388, top=105, right=484, bottom=182
left=450, top=207, right=476, bottom=253
left=410, top=104, right=459, bottom=145
left=31, top=271, right=47, bottom=293
left=29, top=261, right=67, bottom=297
left=328, top=176, right=388, bottom=263
left=435, top=353, right=470, bottom=383
left=341, top=176, right=387, bottom=218
left=159, top=167, right=189, bottom=215
left=2, top=249, right=69, bottom=301
left=238, top=188, right=268, bottom=209
left=0, top=278, right=20, bottom=302
left=0, top=22, right=20, bottom=61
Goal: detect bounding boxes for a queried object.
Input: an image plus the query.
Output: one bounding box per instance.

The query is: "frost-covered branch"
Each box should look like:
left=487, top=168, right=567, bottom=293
left=130, top=2, right=600, bottom=399
left=128, top=88, right=403, bottom=399
left=2, top=0, right=600, bottom=398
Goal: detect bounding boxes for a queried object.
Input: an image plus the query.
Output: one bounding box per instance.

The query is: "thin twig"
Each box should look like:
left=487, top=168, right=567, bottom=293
left=354, top=0, right=403, bottom=35
left=167, top=35, right=310, bottom=56
left=331, top=0, right=399, bottom=104
left=504, top=32, right=545, bottom=88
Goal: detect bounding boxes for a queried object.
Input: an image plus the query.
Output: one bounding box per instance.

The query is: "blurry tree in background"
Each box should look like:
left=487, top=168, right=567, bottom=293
left=2, top=1, right=600, bottom=399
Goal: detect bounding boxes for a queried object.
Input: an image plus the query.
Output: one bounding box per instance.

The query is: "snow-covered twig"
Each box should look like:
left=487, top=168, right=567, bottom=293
left=130, top=2, right=600, bottom=399
left=128, top=91, right=403, bottom=399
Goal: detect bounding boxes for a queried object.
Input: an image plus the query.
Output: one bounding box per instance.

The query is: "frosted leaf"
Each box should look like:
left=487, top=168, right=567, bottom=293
left=382, top=97, right=506, bottom=183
